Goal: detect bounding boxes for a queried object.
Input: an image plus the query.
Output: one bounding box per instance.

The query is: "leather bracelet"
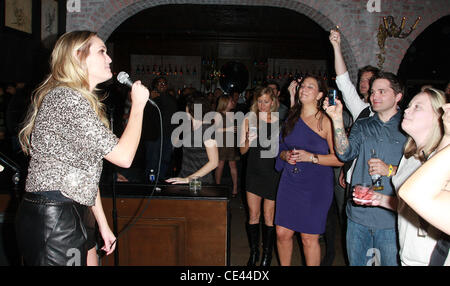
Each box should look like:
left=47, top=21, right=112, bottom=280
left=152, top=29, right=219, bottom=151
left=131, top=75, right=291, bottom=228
left=387, top=164, right=393, bottom=177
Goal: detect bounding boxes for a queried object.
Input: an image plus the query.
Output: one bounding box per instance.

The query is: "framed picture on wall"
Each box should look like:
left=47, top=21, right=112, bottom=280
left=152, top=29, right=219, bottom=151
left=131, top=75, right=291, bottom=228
left=41, top=0, right=58, bottom=46
left=4, top=0, right=32, bottom=34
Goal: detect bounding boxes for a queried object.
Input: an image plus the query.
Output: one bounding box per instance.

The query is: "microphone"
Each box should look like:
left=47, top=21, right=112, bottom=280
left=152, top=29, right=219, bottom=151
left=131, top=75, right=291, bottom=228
left=117, top=71, right=157, bottom=107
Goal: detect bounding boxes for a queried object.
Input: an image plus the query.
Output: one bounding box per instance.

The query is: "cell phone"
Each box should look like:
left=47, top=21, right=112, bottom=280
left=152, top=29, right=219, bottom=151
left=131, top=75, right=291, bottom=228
left=293, top=73, right=302, bottom=82
left=293, top=74, right=302, bottom=93
left=328, top=89, right=337, bottom=106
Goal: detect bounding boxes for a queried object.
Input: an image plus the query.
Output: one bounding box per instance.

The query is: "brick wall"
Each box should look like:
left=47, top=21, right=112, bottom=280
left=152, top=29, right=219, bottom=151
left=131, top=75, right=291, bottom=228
left=66, top=0, right=450, bottom=81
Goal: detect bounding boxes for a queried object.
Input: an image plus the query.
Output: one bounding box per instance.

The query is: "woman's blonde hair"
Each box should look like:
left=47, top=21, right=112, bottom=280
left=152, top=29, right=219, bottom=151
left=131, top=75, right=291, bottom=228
left=216, top=94, right=232, bottom=113
left=19, top=30, right=110, bottom=154
left=250, top=86, right=279, bottom=114
left=403, top=88, right=446, bottom=162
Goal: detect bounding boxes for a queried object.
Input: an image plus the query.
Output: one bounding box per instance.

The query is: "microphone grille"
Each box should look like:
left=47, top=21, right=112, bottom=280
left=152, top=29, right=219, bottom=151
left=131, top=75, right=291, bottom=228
left=117, top=71, right=129, bottom=84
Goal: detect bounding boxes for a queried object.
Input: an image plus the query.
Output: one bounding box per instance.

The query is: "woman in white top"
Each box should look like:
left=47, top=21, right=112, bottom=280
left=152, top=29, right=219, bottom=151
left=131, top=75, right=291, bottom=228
left=353, top=88, right=449, bottom=265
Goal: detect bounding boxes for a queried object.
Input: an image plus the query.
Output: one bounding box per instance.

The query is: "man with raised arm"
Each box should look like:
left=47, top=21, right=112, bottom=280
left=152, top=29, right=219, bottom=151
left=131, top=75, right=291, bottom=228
left=324, top=72, right=407, bottom=266
left=329, top=29, right=379, bottom=121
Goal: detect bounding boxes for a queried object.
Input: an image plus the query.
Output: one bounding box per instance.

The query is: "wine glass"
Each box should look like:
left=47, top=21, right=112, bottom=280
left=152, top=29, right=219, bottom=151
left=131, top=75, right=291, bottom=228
left=292, top=148, right=300, bottom=174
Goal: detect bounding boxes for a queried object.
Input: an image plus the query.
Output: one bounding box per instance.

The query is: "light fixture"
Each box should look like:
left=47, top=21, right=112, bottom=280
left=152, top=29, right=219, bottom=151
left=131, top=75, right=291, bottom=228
left=377, top=15, right=421, bottom=69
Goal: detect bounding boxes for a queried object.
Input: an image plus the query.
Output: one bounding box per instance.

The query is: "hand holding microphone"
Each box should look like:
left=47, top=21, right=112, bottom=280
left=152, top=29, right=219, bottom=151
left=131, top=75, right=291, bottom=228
left=130, top=80, right=149, bottom=110
left=117, top=72, right=153, bottom=108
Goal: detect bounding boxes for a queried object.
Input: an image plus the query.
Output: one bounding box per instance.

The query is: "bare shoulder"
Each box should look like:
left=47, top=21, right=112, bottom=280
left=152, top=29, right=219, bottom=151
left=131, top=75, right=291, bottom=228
left=204, top=138, right=217, bottom=148
left=321, top=114, right=334, bottom=137
left=318, top=113, right=331, bottom=129
left=322, top=114, right=332, bottom=128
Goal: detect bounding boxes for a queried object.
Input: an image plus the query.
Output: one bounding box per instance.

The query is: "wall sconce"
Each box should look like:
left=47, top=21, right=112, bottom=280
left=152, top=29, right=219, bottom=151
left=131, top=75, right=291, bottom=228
left=377, top=16, right=421, bottom=69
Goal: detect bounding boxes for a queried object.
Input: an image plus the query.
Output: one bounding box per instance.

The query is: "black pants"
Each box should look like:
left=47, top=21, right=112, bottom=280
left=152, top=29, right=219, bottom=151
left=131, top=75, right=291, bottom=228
left=15, top=191, right=91, bottom=266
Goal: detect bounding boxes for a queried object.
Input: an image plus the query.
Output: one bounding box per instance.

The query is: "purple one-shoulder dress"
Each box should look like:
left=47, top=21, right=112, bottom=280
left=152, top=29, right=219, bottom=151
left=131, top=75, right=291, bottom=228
left=275, top=118, right=334, bottom=234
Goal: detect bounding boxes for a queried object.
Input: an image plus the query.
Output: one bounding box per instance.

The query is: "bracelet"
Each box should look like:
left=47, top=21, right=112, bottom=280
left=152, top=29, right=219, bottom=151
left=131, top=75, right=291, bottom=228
left=387, top=164, right=393, bottom=177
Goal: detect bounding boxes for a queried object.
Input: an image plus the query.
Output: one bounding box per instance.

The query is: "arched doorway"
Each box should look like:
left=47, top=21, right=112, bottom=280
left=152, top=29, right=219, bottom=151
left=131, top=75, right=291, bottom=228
left=398, top=15, right=450, bottom=107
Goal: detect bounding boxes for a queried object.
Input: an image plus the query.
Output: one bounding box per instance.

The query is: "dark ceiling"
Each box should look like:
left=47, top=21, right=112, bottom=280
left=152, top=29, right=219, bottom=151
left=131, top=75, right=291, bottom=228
left=111, top=4, right=326, bottom=41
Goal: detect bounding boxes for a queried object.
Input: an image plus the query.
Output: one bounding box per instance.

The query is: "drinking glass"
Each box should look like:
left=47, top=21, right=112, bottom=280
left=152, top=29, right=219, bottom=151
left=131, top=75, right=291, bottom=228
left=292, top=148, right=300, bottom=174
left=353, top=183, right=373, bottom=205
left=370, top=149, right=384, bottom=191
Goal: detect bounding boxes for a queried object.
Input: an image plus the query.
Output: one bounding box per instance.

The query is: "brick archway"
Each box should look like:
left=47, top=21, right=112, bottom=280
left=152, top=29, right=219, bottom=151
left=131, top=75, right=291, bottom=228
left=67, top=0, right=450, bottom=78
left=68, top=0, right=359, bottom=80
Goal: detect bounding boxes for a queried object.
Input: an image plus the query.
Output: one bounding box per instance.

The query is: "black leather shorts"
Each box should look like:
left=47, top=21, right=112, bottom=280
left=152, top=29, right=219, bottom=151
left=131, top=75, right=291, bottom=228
left=15, top=191, right=92, bottom=266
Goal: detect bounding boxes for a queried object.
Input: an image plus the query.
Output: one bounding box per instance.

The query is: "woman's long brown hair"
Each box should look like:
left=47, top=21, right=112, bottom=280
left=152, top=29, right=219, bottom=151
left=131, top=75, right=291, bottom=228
left=281, top=75, right=328, bottom=141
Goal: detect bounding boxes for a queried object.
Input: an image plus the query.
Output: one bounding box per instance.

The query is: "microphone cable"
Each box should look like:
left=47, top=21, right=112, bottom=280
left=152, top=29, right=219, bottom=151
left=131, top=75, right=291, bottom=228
left=98, top=98, right=163, bottom=259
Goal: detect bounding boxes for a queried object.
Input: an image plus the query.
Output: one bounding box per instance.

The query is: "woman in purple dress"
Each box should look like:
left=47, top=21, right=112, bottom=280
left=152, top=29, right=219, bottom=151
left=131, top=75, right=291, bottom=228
left=275, top=75, right=343, bottom=266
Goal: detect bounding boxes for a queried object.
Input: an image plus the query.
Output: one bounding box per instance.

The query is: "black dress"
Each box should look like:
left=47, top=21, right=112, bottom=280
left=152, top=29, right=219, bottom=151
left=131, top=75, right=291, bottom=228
left=178, top=123, right=215, bottom=184
left=245, top=120, right=280, bottom=200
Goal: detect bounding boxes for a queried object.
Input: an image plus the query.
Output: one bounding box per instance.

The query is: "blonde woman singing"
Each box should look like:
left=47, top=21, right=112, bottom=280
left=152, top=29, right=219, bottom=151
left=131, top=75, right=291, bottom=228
left=15, top=31, right=149, bottom=266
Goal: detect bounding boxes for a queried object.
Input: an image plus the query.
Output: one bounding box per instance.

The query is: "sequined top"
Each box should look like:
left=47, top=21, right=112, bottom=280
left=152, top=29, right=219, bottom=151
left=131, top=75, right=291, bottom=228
left=25, top=86, right=118, bottom=206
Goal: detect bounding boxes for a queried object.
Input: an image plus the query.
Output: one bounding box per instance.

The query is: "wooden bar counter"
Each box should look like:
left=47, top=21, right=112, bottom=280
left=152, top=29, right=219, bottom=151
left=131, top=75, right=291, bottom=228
left=100, top=183, right=230, bottom=266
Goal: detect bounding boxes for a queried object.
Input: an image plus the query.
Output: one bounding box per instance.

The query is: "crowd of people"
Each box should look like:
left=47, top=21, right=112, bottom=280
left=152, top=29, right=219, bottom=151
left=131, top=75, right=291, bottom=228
left=1, top=28, right=449, bottom=266
left=323, top=29, right=449, bottom=266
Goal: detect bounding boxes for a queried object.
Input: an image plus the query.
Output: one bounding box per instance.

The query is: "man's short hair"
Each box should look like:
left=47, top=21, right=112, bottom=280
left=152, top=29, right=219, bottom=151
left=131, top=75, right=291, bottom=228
left=369, top=71, right=405, bottom=96
left=266, top=80, right=280, bottom=92
left=358, top=65, right=380, bottom=80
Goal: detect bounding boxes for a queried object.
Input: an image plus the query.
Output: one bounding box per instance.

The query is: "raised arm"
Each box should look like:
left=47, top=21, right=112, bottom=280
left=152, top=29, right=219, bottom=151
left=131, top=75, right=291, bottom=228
left=321, top=116, right=344, bottom=166
left=435, top=103, right=450, bottom=152
left=398, top=145, right=450, bottom=235
left=323, top=98, right=349, bottom=156
left=329, top=29, right=347, bottom=76
left=329, top=29, right=369, bottom=121
left=104, top=81, right=149, bottom=167
left=287, top=80, right=299, bottom=108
